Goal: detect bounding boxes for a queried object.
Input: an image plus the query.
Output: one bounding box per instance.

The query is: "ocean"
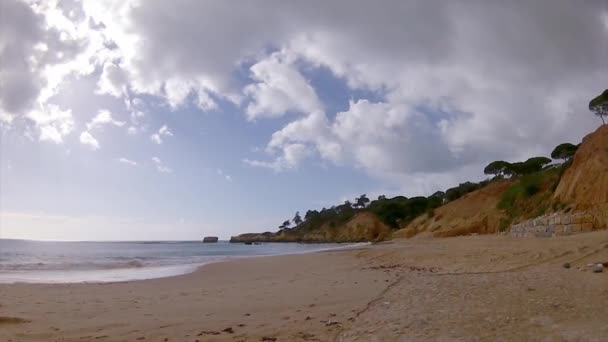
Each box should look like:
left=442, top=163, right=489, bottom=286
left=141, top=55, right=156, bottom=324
left=0, top=239, right=366, bottom=284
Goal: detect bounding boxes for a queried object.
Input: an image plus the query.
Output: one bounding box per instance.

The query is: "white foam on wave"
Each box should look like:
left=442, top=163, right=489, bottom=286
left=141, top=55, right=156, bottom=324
left=0, top=264, right=203, bottom=284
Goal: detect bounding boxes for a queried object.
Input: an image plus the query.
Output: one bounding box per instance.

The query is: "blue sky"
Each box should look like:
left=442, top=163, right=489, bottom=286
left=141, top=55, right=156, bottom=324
left=0, top=0, right=606, bottom=240
left=0, top=60, right=386, bottom=240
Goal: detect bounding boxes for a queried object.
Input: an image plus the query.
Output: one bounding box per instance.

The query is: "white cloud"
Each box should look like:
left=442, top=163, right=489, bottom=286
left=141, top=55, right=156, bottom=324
left=79, top=131, right=99, bottom=150
left=238, top=1, right=606, bottom=190
left=86, top=109, right=126, bottom=130
left=150, top=124, right=173, bottom=144
left=26, top=104, right=74, bottom=144
left=96, top=62, right=129, bottom=98
left=245, top=142, right=312, bottom=172
left=244, top=51, right=322, bottom=120
left=127, top=126, right=138, bottom=135
left=164, top=77, right=218, bottom=111
left=4, top=0, right=608, bottom=191
left=0, top=0, right=85, bottom=120
left=151, top=156, right=172, bottom=173
left=118, top=157, right=137, bottom=166
left=150, top=134, right=162, bottom=144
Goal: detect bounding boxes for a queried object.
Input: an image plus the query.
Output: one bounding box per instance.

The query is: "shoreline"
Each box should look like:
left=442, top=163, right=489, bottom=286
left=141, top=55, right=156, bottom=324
left=1, top=232, right=607, bottom=341
left=0, top=242, right=371, bottom=285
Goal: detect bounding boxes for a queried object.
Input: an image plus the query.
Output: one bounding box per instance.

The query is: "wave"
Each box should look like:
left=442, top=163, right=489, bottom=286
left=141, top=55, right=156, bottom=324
left=0, top=241, right=370, bottom=283
left=0, top=259, right=148, bottom=271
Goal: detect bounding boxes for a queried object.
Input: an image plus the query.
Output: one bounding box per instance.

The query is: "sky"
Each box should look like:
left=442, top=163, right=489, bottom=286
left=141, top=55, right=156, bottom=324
left=0, top=0, right=607, bottom=241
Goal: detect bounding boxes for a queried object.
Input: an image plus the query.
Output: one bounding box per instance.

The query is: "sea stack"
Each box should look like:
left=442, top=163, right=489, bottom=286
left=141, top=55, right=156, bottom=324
left=203, top=236, right=219, bottom=243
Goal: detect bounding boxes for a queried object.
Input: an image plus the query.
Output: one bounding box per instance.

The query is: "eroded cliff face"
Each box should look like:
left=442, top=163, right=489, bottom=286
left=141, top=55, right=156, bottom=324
left=553, top=124, right=608, bottom=229
left=554, top=125, right=608, bottom=207
left=230, top=212, right=391, bottom=243
left=394, top=180, right=513, bottom=239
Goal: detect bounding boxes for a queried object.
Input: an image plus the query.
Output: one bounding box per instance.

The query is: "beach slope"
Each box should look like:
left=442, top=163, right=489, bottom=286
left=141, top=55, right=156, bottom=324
left=1, top=231, right=608, bottom=341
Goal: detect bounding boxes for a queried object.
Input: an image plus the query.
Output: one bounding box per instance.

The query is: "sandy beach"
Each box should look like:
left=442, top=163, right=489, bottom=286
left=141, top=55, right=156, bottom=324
left=1, top=232, right=608, bottom=341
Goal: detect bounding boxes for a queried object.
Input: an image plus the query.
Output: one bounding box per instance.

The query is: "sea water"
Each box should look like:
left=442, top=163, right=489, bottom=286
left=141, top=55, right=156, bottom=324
left=0, top=239, right=365, bottom=284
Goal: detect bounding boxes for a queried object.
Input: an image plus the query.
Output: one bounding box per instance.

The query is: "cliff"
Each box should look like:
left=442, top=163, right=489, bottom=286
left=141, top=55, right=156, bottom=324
left=394, top=180, right=513, bottom=238
left=397, top=124, right=608, bottom=239
left=553, top=125, right=608, bottom=207
left=230, top=212, right=391, bottom=243
left=553, top=124, right=608, bottom=227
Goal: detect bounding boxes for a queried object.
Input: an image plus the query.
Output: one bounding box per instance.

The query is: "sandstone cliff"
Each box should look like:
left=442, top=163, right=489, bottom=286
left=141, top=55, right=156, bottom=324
left=397, top=124, right=608, bottom=239
left=553, top=125, right=608, bottom=206
left=394, top=180, right=513, bottom=238
left=230, top=212, right=391, bottom=243
left=553, top=124, right=608, bottom=227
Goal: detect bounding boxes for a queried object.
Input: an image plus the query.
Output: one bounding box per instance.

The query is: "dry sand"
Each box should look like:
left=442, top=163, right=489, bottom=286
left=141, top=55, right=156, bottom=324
left=1, top=231, right=608, bottom=341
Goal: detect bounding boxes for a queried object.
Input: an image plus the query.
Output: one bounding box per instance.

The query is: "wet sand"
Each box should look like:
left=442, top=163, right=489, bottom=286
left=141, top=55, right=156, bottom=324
left=1, top=231, right=608, bottom=341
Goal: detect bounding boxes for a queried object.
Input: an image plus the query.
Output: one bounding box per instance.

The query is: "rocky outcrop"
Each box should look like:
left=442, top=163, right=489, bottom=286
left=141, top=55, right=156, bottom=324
left=230, top=212, right=391, bottom=243
left=229, top=232, right=275, bottom=243
left=203, top=236, right=219, bottom=243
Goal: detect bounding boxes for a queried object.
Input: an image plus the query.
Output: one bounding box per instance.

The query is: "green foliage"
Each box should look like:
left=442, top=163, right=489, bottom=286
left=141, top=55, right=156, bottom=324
left=589, top=89, right=608, bottom=124
left=428, top=191, right=446, bottom=208
left=498, top=173, right=544, bottom=210
left=279, top=220, right=291, bottom=230
left=483, top=160, right=510, bottom=177
left=292, top=211, right=303, bottom=226
left=445, top=181, right=486, bottom=202
left=526, top=156, right=552, bottom=168
left=497, top=167, right=560, bottom=229
left=505, top=156, right=552, bottom=176
left=304, top=210, right=319, bottom=221
left=292, top=205, right=356, bottom=234
left=368, top=196, right=430, bottom=228
left=551, top=143, right=578, bottom=162
left=354, top=194, right=371, bottom=208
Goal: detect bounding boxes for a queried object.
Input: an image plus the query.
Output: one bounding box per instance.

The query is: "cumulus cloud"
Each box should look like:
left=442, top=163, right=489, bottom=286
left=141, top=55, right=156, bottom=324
left=127, top=126, right=138, bottom=135
left=26, top=104, right=74, bottom=143
left=86, top=109, right=126, bottom=130
left=4, top=0, right=608, bottom=192
left=1, top=0, right=90, bottom=121
left=97, top=62, right=129, bottom=98
left=238, top=0, right=607, bottom=190
left=151, top=156, right=172, bottom=173
left=150, top=125, right=173, bottom=144
left=244, top=51, right=323, bottom=120
left=79, top=131, right=99, bottom=150
left=245, top=142, right=313, bottom=172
